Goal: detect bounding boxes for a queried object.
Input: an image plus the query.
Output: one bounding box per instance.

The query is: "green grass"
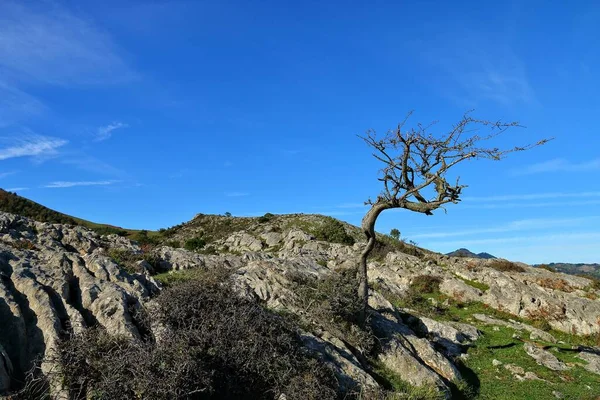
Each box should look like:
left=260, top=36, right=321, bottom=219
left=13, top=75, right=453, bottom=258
left=154, top=269, right=208, bottom=286
left=456, top=276, right=490, bottom=292
left=384, top=286, right=600, bottom=400
left=459, top=323, right=600, bottom=399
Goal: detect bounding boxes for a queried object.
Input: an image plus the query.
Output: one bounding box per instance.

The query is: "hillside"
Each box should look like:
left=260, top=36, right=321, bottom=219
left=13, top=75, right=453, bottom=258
left=0, top=188, right=143, bottom=237
left=0, top=208, right=599, bottom=399
left=536, top=263, right=600, bottom=279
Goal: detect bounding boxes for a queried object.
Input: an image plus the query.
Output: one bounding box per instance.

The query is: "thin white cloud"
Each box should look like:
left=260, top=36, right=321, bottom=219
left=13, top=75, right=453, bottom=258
left=0, top=171, right=16, bottom=179
left=463, top=199, right=600, bottom=210
left=225, top=192, right=249, bottom=197
left=5, top=187, right=28, bottom=192
left=412, top=216, right=600, bottom=239
left=44, top=180, right=119, bottom=188
left=0, top=1, right=136, bottom=86
left=0, top=80, right=46, bottom=127
left=517, top=158, right=600, bottom=174
left=0, top=135, right=67, bottom=161
left=463, top=191, right=600, bottom=202
left=421, top=30, right=536, bottom=106
left=95, top=122, right=128, bottom=141
left=429, top=232, right=600, bottom=248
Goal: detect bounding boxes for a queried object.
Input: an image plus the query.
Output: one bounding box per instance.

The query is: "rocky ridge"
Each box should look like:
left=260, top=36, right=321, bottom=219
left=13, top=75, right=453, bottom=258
left=0, top=211, right=599, bottom=398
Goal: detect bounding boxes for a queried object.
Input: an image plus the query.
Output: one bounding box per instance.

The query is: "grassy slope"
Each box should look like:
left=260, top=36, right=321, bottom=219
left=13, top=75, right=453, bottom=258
left=0, top=189, right=145, bottom=237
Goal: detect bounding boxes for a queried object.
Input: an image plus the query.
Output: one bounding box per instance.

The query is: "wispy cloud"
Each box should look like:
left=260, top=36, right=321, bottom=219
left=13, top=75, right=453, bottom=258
left=0, top=1, right=136, bottom=86
left=95, top=122, right=128, bottom=141
left=225, top=192, right=249, bottom=197
left=421, top=31, right=536, bottom=106
left=0, top=81, right=46, bottom=127
left=5, top=187, right=28, bottom=192
left=517, top=158, right=600, bottom=174
left=0, top=135, right=67, bottom=161
left=0, top=171, right=17, bottom=179
left=429, top=232, right=600, bottom=248
left=412, top=216, right=600, bottom=240
left=44, top=180, right=119, bottom=188
left=463, top=191, right=600, bottom=202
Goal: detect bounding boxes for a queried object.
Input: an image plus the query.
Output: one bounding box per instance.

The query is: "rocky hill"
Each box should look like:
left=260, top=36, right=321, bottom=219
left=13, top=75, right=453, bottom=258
left=446, top=248, right=496, bottom=259
left=0, top=211, right=599, bottom=399
left=537, top=263, right=600, bottom=279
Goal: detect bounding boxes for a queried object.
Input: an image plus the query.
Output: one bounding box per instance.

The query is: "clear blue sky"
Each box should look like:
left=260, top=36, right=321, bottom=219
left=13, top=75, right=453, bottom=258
left=1, top=0, right=598, bottom=264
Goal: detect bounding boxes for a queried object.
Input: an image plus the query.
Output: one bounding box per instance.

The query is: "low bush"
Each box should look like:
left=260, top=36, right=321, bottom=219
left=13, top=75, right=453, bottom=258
left=537, top=278, right=574, bottom=293
left=29, top=273, right=338, bottom=399
left=12, top=239, right=37, bottom=251
left=258, top=213, right=275, bottom=223
left=292, top=269, right=375, bottom=354
left=488, top=259, right=525, bottom=273
left=410, top=275, right=442, bottom=294
left=184, top=236, right=206, bottom=251
left=91, top=226, right=129, bottom=237
left=311, top=217, right=355, bottom=245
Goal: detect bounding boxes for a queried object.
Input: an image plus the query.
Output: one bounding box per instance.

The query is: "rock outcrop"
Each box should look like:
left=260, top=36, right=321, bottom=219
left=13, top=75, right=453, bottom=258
left=1, top=211, right=600, bottom=398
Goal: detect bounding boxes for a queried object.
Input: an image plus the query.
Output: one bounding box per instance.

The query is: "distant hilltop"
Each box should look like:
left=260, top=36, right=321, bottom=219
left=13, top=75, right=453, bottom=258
left=446, top=248, right=496, bottom=259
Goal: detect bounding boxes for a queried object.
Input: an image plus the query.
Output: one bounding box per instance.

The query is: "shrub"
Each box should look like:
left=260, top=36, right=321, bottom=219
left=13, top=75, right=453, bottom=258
left=389, top=228, right=400, bottom=240
left=410, top=275, right=442, bottom=294
left=165, top=240, right=181, bottom=248
left=92, top=226, right=129, bottom=237
left=371, top=236, right=423, bottom=261
left=488, top=259, right=525, bottom=273
left=537, top=278, right=574, bottom=293
left=312, top=217, right=355, bottom=245
left=258, top=213, right=275, bottom=223
left=184, top=236, right=206, bottom=251
left=12, top=239, right=37, bottom=251
left=28, top=274, right=338, bottom=399
left=292, top=269, right=375, bottom=354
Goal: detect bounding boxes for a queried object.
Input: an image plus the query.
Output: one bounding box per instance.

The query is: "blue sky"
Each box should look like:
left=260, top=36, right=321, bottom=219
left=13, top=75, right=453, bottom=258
left=0, top=0, right=598, bottom=264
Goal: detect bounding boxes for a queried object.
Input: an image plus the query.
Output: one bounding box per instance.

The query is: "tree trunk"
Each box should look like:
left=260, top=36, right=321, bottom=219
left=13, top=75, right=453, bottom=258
left=357, top=202, right=391, bottom=325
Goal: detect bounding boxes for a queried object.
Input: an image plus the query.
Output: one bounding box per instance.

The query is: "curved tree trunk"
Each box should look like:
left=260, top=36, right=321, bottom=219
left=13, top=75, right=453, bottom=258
left=357, top=202, right=391, bottom=325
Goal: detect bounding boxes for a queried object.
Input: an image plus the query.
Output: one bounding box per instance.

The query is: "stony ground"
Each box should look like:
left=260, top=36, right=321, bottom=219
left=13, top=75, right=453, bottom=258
left=1, top=211, right=599, bottom=399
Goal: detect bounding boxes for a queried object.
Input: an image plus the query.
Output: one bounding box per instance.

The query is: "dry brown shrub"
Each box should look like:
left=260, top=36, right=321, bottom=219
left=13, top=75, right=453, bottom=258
left=537, top=278, right=574, bottom=293
left=488, top=259, right=525, bottom=273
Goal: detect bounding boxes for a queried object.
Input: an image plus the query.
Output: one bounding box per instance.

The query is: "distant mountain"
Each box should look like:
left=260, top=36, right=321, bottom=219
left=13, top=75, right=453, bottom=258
left=446, top=248, right=497, bottom=259
left=534, top=263, right=600, bottom=279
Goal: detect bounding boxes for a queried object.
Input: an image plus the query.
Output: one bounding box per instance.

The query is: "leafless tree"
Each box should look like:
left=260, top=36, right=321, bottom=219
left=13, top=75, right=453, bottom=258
left=357, top=111, right=550, bottom=323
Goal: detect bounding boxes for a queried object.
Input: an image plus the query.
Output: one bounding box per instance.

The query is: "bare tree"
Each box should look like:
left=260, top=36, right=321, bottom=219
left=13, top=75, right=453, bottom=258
left=357, top=111, right=549, bottom=323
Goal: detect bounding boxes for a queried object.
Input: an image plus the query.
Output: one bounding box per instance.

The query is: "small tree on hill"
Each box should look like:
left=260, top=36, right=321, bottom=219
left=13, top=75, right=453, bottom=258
left=389, top=228, right=400, bottom=240
left=357, top=111, right=550, bottom=323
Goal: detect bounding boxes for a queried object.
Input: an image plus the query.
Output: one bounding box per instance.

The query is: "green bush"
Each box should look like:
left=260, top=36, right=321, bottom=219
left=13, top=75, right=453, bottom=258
left=92, top=226, right=129, bottom=237
left=258, top=212, right=275, bottom=223
left=410, top=275, right=442, bottom=294
left=312, top=217, right=355, bottom=245
left=184, top=236, right=206, bottom=251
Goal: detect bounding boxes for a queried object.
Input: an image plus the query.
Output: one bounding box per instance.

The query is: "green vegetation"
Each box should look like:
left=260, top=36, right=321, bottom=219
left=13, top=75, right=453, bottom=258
left=107, top=248, right=159, bottom=275
left=311, top=216, right=355, bottom=245
left=389, top=228, right=400, bottom=240
left=184, top=236, right=207, bottom=251
left=258, top=212, right=276, bottom=223
left=456, top=276, right=490, bottom=292
left=0, top=189, right=78, bottom=225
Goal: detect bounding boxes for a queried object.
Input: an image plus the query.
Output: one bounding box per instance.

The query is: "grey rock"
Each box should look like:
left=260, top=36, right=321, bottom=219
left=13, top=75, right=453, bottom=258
left=577, top=351, right=600, bottom=375
left=523, top=343, right=569, bottom=371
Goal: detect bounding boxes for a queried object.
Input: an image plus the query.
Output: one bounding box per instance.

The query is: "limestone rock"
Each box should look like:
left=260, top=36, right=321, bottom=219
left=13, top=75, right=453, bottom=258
left=523, top=343, right=569, bottom=371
